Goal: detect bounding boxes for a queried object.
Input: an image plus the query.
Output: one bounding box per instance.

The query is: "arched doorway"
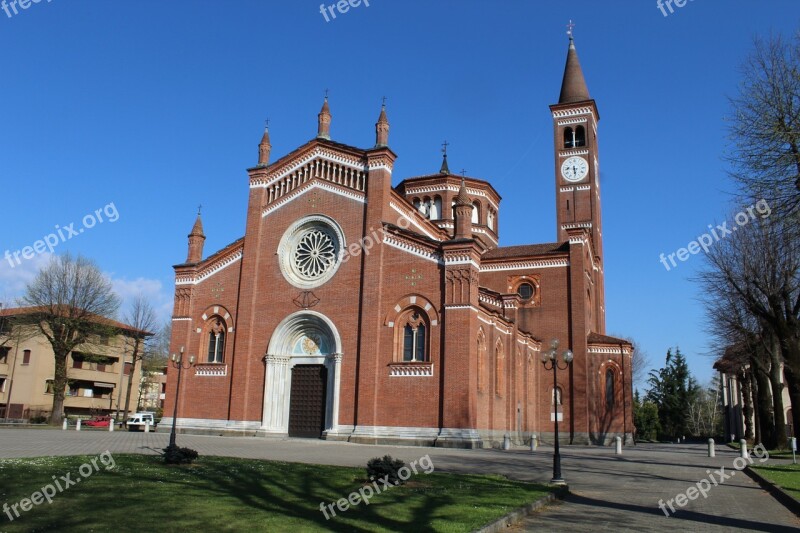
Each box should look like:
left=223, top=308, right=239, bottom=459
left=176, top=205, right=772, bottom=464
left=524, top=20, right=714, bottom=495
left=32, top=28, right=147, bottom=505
left=261, top=311, right=342, bottom=438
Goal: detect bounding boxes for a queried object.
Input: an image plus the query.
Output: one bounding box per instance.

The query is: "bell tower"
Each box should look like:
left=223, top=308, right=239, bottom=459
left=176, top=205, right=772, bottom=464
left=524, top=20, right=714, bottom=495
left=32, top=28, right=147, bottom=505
left=550, top=30, right=603, bottom=263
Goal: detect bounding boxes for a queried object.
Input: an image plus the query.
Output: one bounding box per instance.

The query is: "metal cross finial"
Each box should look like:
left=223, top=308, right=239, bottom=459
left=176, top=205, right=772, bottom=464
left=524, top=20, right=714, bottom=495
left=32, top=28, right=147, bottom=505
left=566, top=20, right=575, bottom=37
left=324, top=89, right=329, bottom=99
left=461, top=169, right=467, bottom=177
left=441, top=140, right=449, bottom=155
left=382, top=96, right=387, bottom=107
left=197, top=204, right=202, bottom=216
left=264, top=119, right=270, bottom=130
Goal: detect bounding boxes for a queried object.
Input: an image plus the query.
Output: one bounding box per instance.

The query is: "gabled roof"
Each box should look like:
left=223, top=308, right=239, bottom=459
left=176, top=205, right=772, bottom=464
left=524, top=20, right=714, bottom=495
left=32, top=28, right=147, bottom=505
left=587, top=332, right=632, bottom=346
left=0, top=306, right=153, bottom=336
left=482, top=242, right=568, bottom=260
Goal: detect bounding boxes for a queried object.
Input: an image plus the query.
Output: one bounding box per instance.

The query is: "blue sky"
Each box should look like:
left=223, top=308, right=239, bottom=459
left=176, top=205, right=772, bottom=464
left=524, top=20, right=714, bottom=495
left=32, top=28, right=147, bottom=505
left=1, top=1, right=797, bottom=390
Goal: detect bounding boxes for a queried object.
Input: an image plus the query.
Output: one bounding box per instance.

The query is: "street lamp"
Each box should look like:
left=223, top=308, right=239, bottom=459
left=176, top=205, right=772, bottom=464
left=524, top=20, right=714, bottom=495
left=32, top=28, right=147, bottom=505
left=541, top=338, right=573, bottom=485
left=167, top=346, right=195, bottom=451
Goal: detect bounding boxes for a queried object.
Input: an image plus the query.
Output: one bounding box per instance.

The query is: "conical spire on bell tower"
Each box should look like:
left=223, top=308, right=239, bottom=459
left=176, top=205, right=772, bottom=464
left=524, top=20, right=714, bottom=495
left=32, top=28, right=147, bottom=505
left=440, top=140, right=450, bottom=174
left=186, top=206, right=206, bottom=264
left=375, top=98, right=389, bottom=148
left=317, top=92, right=332, bottom=140
left=258, top=120, right=271, bottom=167
left=558, top=21, right=591, bottom=104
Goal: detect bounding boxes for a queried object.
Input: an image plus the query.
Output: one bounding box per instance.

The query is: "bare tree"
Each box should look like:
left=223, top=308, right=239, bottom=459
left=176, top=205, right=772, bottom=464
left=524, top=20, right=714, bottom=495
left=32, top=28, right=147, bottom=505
left=727, top=31, right=800, bottom=231
left=697, top=213, right=797, bottom=448
left=19, top=254, right=120, bottom=425
left=121, top=295, right=156, bottom=422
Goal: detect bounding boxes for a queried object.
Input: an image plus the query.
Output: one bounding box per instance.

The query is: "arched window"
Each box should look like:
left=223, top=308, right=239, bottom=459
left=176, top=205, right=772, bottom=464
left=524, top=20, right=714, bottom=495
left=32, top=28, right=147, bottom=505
left=477, top=330, right=487, bottom=392
left=495, top=341, right=504, bottom=396
left=575, top=126, right=586, bottom=147
left=398, top=309, right=428, bottom=362
left=563, top=127, right=574, bottom=148
left=207, top=317, right=226, bottom=363
left=430, top=196, right=442, bottom=220
left=487, top=210, right=494, bottom=230
left=413, top=198, right=421, bottom=212
left=605, top=369, right=615, bottom=408
left=471, top=202, right=480, bottom=224
left=451, top=199, right=456, bottom=219
left=420, top=197, right=432, bottom=219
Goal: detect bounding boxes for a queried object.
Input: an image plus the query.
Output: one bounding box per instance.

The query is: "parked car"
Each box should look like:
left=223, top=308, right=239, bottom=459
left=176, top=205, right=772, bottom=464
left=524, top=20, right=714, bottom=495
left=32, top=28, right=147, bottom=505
left=126, top=412, right=156, bottom=431
left=83, top=415, right=112, bottom=428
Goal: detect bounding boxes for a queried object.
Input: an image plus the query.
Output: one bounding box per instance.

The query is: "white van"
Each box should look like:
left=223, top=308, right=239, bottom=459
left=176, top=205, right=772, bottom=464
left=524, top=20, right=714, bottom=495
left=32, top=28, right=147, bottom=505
left=126, top=412, right=156, bottom=431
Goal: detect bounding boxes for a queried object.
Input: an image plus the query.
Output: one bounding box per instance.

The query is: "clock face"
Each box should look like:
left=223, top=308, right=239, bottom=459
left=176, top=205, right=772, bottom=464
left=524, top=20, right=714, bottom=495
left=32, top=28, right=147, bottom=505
left=561, top=156, right=589, bottom=182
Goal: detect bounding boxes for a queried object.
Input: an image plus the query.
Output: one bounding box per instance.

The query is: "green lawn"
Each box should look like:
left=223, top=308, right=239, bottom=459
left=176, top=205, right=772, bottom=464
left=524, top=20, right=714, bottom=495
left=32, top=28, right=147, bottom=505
left=751, top=463, right=800, bottom=499
left=0, top=454, right=555, bottom=532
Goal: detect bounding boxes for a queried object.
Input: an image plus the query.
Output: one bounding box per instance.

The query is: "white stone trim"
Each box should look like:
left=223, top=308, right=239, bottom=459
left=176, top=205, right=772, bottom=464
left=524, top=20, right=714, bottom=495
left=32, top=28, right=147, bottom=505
left=480, top=259, right=569, bottom=272
left=383, top=235, right=441, bottom=264
left=251, top=147, right=364, bottom=188
left=389, top=364, right=434, bottom=377
left=552, top=107, right=596, bottom=120
left=589, top=346, right=631, bottom=355
left=172, top=317, right=191, bottom=321
left=558, top=149, right=590, bottom=158
left=175, top=249, right=243, bottom=286
left=389, top=202, right=441, bottom=241
left=262, top=181, right=365, bottom=218
left=557, top=117, right=588, bottom=126
left=404, top=184, right=499, bottom=212
left=160, top=417, right=262, bottom=431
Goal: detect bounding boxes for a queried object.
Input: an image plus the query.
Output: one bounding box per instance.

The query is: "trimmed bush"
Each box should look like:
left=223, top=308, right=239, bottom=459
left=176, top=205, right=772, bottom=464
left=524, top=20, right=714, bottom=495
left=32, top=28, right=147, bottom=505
left=366, top=455, right=406, bottom=485
left=163, top=445, right=199, bottom=465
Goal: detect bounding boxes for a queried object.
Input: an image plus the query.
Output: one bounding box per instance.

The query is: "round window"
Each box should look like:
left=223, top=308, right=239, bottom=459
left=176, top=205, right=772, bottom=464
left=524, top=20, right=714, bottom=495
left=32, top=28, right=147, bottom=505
left=278, top=216, right=345, bottom=289
left=517, top=282, right=535, bottom=300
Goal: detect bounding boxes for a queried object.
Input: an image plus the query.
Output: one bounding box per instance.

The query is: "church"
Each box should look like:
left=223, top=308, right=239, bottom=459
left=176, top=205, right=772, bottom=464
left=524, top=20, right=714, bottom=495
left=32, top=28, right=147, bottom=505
left=163, top=35, right=634, bottom=447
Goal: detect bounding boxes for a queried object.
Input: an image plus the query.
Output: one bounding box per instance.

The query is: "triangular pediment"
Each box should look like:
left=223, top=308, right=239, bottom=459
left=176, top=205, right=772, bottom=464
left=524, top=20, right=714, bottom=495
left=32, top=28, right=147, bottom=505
left=251, top=141, right=369, bottom=216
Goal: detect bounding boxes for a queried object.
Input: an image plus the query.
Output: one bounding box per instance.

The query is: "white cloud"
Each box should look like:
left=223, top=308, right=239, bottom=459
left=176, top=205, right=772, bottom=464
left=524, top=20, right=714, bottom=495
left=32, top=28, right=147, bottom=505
left=0, top=252, right=54, bottom=305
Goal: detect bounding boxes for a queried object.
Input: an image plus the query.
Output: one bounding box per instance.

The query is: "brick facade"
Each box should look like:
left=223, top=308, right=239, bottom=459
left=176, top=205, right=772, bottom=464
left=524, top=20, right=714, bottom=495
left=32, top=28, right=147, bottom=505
left=162, top=37, right=634, bottom=447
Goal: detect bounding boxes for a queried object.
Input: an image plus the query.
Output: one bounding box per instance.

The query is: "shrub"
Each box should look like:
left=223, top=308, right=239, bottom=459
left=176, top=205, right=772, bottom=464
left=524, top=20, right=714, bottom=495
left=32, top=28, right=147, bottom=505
left=163, top=445, right=199, bottom=465
left=366, top=455, right=406, bottom=486
left=29, top=416, right=47, bottom=424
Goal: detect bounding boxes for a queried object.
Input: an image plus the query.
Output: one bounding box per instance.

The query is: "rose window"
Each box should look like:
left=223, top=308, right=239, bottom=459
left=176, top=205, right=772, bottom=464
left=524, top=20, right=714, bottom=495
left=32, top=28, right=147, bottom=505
left=278, top=216, right=345, bottom=289
left=294, top=229, right=336, bottom=279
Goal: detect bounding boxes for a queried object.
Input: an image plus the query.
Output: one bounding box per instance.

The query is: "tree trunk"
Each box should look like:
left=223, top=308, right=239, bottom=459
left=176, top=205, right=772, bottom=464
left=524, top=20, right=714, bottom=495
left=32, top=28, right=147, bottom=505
left=753, top=364, right=777, bottom=448
left=122, top=358, right=138, bottom=421
left=783, top=363, right=800, bottom=440
left=50, top=349, right=68, bottom=425
left=740, top=371, right=755, bottom=440
left=767, top=337, right=788, bottom=448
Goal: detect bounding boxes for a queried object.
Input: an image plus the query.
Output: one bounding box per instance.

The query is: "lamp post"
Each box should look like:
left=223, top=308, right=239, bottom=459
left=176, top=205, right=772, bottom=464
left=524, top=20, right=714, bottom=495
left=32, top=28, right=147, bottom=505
left=167, top=346, right=194, bottom=450
left=541, top=338, right=573, bottom=485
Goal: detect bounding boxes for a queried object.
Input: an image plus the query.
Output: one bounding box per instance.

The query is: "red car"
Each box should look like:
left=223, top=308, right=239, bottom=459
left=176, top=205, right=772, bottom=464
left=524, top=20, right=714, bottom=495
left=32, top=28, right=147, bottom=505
left=83, top=416, right=112, bottom=427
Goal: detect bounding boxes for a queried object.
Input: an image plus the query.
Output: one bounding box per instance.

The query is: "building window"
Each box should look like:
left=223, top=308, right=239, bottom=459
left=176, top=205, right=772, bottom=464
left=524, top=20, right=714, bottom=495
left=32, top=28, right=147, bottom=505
left=575, top=125, right=586, bottom=147
left=431, top=196, right=442, bottom=220
left=0, top=347, right=9, bottom=364
left=0, top=377, right=6, bottom=392
left=45, top=380, right=55, bottom=394
left=495, top=341, right=505, bottom=396
left=72, top=355, right=83, bottom=369
left=487, top=210, right=495, bottom=230
left=22, top=350, right=31, bottom=365
left=605, top=368, right=615, bottom=408
left=396, top=308, right=429, bottom=363
left=471, top=202, right=480, bottom=224
left=207, top=318, right=226, bottom=363
left=278, top=215, right=345, bottom=290
left=563, top=127, right=574, bottom=148
left=517, top=282, right=534, bottom=300
left=124, top=362, right=133, bottom=375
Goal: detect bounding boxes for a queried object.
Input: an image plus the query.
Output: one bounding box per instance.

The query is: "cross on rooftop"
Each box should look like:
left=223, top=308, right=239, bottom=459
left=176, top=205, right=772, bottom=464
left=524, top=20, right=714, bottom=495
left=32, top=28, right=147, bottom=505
left=441, top=140, right=449, bottom=155
left=566, top=20, right=575, bottom=37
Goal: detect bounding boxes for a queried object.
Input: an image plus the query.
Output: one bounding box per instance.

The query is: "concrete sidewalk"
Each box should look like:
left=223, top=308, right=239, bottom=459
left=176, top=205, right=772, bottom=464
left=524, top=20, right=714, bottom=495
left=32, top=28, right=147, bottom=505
left=0, top=429, right=797, bottom=532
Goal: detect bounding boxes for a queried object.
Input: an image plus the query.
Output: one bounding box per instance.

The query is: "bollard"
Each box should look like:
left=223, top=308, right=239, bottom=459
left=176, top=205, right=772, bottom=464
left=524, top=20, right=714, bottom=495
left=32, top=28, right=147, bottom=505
left=531, top=435, right=538, bottom=452
left=62, top=419, right=68, bottom=431
left=791, top=437, right=797, bottom=465
left=502, top=433, right=510, bottom=450
left=76, top=419, right=81, bottom=431
left=708, top=438, right=715, bottom=458
left=614, top=436, right=622, bottom=455
left=740, top=439, right=748, bottom=459
left=109, top=419, right=114, bottom=432
left=144, top=421, right=150, bottom=433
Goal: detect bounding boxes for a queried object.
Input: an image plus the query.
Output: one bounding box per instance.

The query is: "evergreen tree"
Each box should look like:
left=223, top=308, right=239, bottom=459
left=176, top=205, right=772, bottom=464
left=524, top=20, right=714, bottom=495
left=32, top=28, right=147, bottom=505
left=646, top=348, right=700, bottom=440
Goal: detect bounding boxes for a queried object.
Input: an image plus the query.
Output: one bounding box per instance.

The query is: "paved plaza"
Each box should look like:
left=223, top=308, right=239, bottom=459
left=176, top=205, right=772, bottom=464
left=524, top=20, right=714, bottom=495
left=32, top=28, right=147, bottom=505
left=0, top=428, right=797, bottom=531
